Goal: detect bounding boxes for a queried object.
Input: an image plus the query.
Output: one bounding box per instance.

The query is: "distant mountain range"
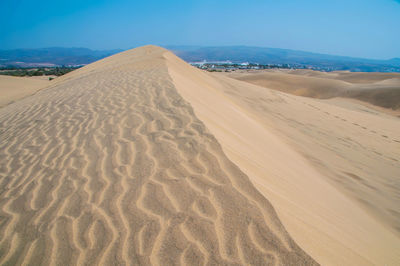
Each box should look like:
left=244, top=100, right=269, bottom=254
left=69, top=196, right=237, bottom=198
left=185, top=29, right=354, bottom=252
left=166, top=46, right=400, bottom=72
left=0, top=47, right=122, bottom=67
left=1, top=46, right=399, bottom=72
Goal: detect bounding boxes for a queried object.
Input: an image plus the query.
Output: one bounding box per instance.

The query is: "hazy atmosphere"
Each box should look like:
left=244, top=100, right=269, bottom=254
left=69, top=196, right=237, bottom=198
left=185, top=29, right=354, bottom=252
left=1, top=0, right=400, bottom=59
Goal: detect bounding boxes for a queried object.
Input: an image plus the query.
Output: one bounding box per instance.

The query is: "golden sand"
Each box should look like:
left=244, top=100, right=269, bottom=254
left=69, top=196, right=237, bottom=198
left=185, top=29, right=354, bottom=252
left=0, top=46, right=316, bottom=265
left=1, top=45, right=399, bottom=265
left=0, top=75, right=50, bottom=107
left=228, top=69, right=400, bottom=111
left=167, top=55, right=400, bottom=265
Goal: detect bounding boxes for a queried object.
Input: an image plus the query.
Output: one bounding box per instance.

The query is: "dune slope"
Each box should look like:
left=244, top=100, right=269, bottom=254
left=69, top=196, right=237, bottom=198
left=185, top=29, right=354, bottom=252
left=167, top=54, right=400, bottom=265
left=0, top=46, right=316, bottom=265
left=0, top=75, right=50, bottom=108
left=229, top=70, right=400, bottom=110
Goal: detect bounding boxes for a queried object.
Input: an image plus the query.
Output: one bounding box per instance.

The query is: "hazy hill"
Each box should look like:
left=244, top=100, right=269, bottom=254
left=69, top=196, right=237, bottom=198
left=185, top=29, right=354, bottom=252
left=1, top=46, right=399, bottom=72
left=167, top=46, right=400, bottom=72
left=0, top=47, right=122, bottom=67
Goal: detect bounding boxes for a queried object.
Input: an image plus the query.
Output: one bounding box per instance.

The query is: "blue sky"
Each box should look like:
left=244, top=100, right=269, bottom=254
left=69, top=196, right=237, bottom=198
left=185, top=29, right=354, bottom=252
left=1, top=0, right=399, bottom=59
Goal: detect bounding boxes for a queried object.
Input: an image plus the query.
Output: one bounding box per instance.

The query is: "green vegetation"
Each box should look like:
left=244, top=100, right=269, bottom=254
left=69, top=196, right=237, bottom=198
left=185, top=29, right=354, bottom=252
left=0, top=66, right=81, bottom=77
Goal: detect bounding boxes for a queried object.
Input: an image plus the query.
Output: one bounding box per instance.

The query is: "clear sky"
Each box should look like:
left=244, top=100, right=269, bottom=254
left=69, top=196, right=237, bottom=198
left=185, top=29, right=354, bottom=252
left=1, top=0, right=399, bottom=59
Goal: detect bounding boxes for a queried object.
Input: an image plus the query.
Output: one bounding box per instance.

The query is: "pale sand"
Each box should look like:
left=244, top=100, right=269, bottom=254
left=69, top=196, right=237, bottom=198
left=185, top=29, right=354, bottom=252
left=0, top=46, right=316, bottom=265
left=167, top=54, right=400, bottom=265
left=227, top=69, right=400, bottom=110
left=0, top=75, right=50, bottom=108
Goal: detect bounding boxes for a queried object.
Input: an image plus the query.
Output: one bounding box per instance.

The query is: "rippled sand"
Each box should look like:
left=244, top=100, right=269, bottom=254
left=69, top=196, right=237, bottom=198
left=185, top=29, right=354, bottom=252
left=0, top=46, right=316, bottom=265
left=1, top=45, right=399, bottom=265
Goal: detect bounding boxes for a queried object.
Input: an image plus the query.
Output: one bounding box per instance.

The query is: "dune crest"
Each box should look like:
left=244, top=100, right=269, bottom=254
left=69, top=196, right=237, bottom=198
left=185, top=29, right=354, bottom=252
left=0, top=46, right=316, bottom=265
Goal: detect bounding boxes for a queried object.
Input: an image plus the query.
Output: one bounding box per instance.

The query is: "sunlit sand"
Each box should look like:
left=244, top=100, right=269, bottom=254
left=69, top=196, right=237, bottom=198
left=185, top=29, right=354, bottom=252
left=0, top=46, right=399, bottom=265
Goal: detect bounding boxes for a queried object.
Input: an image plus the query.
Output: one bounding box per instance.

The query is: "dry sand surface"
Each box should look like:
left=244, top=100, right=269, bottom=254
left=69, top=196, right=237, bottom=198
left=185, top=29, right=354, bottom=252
left=0, top=75, right=50, bottom=107
left=1, top=45, right=399, bottom=265
left=167, top=56, right=400, bottom=265
left=227, top=69, right=400, bottom=111
left=0, top=46, right=317, bottom=265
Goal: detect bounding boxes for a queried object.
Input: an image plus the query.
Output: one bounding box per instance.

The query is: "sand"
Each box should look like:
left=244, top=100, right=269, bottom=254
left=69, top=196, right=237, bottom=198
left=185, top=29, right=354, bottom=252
left=0, top=75, right=50, bottom=108
left=167, top=55, right=400, bottom=265
left=1, top=45, right=399, bottom=265
left=0, top=46, right=316, bottom=265
left=227, top=69, right=400, bottom=111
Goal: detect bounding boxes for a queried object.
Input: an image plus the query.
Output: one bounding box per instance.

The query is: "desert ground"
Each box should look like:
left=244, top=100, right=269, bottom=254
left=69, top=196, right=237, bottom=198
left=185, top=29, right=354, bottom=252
left=0, top=46, right=399, bottom=265
left=0, top=75, right=50, bottom=108
left=226, top=69, right=400, bottom=112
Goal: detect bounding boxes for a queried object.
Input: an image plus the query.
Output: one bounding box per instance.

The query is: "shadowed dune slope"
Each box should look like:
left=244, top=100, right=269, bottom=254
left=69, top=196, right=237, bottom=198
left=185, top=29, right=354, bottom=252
left=166, top=54, right=400, bottom=265
left=229, top=70, right=400, bottom=110
left=0, top=46, right=317, bottom=265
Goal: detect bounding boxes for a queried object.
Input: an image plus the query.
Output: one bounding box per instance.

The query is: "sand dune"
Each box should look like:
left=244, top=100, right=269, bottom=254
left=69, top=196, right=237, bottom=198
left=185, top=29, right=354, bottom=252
left=0, top=75, right=50, bottom=108
left=228, top=69, right=400, bottom=110
left=288, top=69, right=400, bottom=84
left=1, top=45, right=399, bottom=265
left=0, top=46, right=316, bottom=265
left=167, top=55, right=400, bottom=265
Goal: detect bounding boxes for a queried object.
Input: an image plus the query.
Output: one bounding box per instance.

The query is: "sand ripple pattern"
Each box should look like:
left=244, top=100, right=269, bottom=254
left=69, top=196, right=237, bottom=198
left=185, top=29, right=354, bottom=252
left=0, top=46, right=317, bottom=265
